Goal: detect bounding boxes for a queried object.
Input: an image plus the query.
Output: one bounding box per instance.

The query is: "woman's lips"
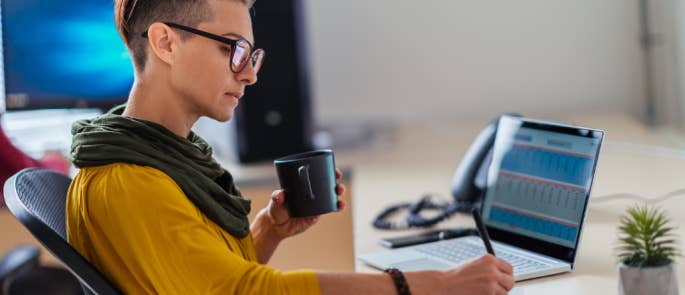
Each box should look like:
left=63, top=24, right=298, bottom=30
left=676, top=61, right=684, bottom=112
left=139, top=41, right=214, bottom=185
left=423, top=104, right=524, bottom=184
left=225, top=92, right=243, bottom=102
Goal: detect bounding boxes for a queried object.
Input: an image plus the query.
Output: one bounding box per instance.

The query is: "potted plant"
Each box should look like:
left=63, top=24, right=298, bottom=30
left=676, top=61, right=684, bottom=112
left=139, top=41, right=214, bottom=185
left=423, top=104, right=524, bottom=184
left=616, top=204, right=681, bottom=295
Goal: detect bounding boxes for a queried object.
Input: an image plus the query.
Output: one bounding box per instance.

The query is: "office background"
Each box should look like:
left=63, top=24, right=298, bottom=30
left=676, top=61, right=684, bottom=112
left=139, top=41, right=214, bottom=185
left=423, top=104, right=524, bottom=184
left=1, top=0, right=685, bottom=294
left=304, top=0, right=685, bottom=129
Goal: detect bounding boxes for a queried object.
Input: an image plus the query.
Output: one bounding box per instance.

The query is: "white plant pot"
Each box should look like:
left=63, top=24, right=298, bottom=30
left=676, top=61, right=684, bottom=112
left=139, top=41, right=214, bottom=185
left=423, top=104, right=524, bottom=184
left=618, top=262, right=679, bottom=295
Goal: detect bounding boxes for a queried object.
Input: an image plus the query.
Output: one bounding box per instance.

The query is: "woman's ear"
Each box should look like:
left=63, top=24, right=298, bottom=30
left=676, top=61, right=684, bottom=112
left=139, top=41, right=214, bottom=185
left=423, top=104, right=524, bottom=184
left=145, top=22, right=176, bottom=65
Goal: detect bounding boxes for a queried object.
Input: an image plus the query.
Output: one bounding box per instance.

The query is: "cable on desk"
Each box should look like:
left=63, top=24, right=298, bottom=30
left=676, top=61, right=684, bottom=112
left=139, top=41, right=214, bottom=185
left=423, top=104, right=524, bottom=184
left=372, top=193, right=458, bottom=230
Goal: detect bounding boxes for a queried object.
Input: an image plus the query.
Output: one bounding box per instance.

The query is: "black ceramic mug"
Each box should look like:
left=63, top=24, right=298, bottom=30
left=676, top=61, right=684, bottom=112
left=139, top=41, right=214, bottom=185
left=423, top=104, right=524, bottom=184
left=274, top=149, right=338, bottom=218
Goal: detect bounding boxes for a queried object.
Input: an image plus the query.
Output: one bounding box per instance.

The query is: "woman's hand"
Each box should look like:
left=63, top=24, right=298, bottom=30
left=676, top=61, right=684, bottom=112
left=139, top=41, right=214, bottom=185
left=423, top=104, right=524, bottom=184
left=266, top=168, right=346, bottom=240
left=433, top=254, right=515, bottom=295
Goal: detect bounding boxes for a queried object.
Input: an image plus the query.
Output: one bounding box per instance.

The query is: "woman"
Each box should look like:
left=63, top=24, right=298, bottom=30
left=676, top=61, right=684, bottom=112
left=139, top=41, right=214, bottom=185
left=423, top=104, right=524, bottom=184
left=66, top=0, right=515, bottom=294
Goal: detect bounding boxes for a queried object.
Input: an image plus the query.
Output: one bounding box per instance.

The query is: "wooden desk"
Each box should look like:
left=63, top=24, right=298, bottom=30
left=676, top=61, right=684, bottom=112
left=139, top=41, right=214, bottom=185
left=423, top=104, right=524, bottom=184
left=0, top=210, right=61, bottom=266
left=339, top=113, right=685, bottom=294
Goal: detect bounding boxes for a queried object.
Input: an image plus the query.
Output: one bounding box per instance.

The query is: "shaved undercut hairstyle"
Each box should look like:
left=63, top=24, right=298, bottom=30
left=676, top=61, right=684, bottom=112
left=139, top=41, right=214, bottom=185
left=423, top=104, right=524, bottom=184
left=114, top=0, right=255, bottom=71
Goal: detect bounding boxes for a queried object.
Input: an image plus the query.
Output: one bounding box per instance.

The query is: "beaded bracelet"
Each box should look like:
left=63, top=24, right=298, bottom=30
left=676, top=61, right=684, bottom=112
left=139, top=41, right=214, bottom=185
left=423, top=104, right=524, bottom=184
left=384, top=268, right=411, bottom=295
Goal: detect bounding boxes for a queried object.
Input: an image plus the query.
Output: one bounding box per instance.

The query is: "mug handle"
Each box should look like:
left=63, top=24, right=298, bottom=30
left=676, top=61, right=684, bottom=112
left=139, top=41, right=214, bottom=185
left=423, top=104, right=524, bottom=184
left=298, top=165, right=316, bottom=200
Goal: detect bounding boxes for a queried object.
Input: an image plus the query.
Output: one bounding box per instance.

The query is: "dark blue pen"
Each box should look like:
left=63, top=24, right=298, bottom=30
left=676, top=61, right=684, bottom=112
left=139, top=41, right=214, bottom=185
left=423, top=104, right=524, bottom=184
left=472, top=208, right=496, bottom=256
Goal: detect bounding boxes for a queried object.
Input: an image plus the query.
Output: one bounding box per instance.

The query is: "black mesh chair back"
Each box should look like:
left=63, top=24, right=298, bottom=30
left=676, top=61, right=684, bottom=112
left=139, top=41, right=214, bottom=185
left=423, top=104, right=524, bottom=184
left=3, top=168, right=121, bottom=295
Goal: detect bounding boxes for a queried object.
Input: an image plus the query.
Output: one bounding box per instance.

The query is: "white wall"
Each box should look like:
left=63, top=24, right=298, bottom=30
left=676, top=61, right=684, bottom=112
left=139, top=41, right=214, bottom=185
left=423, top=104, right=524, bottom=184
left=670, top=0, right=685, bottom=130
left=646, top=0, right=683, bottom=128
left=678, top=1, right=685, bottom=131
left=304, top=0, right=645, bottom=125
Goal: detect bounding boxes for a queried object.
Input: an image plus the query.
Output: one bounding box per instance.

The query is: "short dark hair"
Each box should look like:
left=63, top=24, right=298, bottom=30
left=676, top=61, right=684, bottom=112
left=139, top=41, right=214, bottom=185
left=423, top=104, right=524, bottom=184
left=114, top=0, right=255, bottom=71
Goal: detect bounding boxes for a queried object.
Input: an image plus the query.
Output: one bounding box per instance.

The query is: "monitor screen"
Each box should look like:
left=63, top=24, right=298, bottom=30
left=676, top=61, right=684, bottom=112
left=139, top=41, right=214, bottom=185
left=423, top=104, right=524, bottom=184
left=482, top=116, right=603, bottom=250
left=1, top=0, right=132, bottom=110
left=233, top=0, right=314, bottom=163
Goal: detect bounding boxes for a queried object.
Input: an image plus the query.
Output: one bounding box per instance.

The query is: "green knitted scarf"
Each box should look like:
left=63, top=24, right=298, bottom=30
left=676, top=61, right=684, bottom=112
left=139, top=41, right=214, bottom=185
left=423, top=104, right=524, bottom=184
left=70, top=105, right=251, bottom=238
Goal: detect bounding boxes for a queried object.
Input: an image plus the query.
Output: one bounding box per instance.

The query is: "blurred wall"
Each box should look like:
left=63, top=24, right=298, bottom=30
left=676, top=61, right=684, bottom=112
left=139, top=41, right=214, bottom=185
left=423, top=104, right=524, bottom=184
left=646, top=0, right=685, bottom=130
left=646, top=0, right=675, bottom=127
left=303, top=0, right=645, bottom=125
left=679, top=1, right=685, bottom=131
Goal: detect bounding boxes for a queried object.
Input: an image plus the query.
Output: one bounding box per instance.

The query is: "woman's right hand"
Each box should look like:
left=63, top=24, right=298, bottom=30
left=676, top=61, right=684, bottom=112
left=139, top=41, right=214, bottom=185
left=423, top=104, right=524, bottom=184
left=317, top=254, right=514, bottom=295
left=408, top=254, right=515, bottom=295
left=445, top=254, right=515, bottom=295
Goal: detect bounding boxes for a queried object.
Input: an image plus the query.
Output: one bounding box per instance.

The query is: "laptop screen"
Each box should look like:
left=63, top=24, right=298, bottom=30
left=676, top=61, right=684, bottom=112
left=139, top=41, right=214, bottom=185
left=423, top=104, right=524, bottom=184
left=481, top=116, right=603, bottom=263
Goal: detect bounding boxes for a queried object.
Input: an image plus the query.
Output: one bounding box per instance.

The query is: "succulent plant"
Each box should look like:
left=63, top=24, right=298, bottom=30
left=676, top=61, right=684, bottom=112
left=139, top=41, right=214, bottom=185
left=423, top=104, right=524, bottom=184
left=616, top=204, right=680, bottom=267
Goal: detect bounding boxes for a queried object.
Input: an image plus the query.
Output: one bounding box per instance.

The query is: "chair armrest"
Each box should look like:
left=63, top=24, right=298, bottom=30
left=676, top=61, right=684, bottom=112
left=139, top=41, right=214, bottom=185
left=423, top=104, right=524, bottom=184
left=0, top=246, right=41, bottom=282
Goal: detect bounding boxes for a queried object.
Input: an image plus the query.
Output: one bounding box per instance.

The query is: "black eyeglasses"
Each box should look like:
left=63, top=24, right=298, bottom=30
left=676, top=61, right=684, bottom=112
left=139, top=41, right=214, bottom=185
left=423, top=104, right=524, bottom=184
left=142, top=22, right=265, bottom=74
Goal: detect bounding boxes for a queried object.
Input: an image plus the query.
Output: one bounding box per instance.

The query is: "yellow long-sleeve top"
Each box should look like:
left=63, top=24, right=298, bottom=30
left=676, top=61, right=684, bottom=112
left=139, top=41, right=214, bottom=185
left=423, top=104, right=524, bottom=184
left=66, top=163, right=320, bottom=294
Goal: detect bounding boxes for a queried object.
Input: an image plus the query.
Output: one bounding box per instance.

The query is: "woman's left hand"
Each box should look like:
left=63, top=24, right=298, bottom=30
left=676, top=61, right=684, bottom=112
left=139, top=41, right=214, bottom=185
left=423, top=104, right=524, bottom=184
left=266, top=168, right=346, bottom=240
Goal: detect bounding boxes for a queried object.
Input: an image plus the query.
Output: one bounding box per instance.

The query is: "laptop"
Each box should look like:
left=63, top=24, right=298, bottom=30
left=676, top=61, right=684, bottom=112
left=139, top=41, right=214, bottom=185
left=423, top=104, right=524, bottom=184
left=358, top=115, right=604, bottom=281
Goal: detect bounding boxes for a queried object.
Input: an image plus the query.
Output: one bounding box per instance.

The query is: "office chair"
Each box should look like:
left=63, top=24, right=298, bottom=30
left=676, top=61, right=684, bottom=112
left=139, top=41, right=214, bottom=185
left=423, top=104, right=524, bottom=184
left=0, top=245, right=83, bottom=294
left=3, top=168, right=121, bottom=295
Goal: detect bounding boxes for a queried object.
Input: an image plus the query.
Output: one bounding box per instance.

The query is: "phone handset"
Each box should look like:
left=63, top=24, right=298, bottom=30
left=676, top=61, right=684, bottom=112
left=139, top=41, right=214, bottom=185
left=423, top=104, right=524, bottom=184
left=373, top=114, right=519, bottom=230
left=451, top=114, right=520, bottom=212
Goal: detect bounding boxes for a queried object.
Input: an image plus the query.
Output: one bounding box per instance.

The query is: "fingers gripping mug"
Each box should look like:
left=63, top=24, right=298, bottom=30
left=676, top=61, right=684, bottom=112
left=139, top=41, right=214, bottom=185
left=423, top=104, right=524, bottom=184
left=274, top=149, right=338, bottom=217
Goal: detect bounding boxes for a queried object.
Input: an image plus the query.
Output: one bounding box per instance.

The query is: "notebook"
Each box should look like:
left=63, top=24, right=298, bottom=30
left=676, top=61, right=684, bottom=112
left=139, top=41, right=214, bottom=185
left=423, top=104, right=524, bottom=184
left=358, top=115, right=604, bottom=281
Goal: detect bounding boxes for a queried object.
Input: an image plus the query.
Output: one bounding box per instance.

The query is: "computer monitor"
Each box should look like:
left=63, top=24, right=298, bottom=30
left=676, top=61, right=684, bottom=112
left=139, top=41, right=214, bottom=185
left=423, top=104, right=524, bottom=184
left=233, top=0, right=314, bottom=163
left=1, top=0, right=132, bottom=111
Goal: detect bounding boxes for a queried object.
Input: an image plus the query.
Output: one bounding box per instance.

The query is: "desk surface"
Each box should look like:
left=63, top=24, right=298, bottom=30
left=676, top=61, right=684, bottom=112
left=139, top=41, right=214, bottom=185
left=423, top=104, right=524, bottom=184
left=332, top=113, right=685, bottom=294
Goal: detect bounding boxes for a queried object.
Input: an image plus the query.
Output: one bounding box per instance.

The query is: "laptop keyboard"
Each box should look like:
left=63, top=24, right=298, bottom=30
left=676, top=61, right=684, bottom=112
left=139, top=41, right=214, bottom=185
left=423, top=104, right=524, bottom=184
left=413, top=239, right=550, bottom=274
